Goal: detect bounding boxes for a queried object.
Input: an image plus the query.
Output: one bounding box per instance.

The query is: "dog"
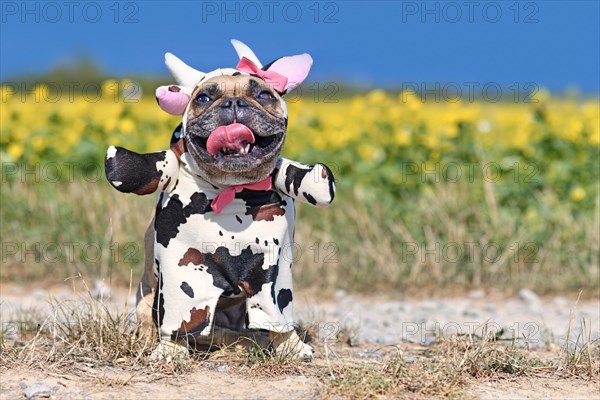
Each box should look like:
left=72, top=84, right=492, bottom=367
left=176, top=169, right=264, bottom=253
left=105, top=40, right=335, bottom=361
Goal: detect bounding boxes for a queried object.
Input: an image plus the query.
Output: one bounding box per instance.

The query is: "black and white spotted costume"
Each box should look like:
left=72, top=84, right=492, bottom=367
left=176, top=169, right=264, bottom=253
left=105, top=40, right=335, bottom=346
left=106, top=128, right=334, bottom=343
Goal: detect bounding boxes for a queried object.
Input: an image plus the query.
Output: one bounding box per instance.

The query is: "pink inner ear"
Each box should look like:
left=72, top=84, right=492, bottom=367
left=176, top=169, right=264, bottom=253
left=156, top=88, right=190, bottom=115
left=267, top=54, right=313, bottom=91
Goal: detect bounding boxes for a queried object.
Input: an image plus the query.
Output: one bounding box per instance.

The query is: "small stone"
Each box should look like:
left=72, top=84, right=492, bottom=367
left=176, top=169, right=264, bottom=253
left=5, top=323, right=18, bottom=340
left=485, top=303, right=497, bottom=312
left=397, top=303, right=411, bottom=312
left=24, top=383, right=53, bottom=399
left=468, top=289, right=485, bottom=299
left=463, top=309, right=480, bottom=318
left=203, top=362, right=216, bottom=369
left=216, top=364, right=230, bottom=373
left=354, top=351, right=381, bottom=359
left=403, top=356, right=415, bottom=364
left=334, top=289, right=347, bottom=298
left=285, top=376, right=309, bottom=382
left=518, top=288, right=540, bottom=304
left=422, top=336, right=436, bottom=346
left=19, top=382, right=27, bottom=389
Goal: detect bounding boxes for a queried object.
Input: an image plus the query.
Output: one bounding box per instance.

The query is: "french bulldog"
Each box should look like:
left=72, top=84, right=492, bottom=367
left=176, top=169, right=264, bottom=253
left=105, top=40, right=335, bottom=361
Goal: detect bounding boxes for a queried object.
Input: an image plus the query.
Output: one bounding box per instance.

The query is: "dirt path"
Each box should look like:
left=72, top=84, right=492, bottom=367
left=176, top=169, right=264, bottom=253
left=472, top=377, right=600, bottom=400
left=2, top=367, right=320, bottom=400
left=2, top=365, right=598, bottom=400
left=1, top=282, right=598, bottom=399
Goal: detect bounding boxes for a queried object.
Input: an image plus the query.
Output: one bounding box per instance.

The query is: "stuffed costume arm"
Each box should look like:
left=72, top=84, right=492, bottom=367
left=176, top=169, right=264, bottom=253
left=105, top=146, right=179, bottom=195
left=272, top=158, right=335, bottom=207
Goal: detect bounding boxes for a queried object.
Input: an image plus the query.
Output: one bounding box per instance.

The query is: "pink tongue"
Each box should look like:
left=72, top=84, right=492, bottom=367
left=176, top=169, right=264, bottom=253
left=206, top=123, right=255, bottom=155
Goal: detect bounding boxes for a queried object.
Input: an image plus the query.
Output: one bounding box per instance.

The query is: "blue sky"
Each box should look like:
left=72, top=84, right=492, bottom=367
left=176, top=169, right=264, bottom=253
left=1, top=1, right=599, bottom=92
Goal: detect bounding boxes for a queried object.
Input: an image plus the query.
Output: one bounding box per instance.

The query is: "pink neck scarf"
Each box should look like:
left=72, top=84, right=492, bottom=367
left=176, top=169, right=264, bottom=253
left=211, top=176, right=273, bottom=214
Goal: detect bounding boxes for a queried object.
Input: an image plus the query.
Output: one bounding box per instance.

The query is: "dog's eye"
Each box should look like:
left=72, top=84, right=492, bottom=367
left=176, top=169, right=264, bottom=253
left=196, top=93, right=211, bottom=103
left=257, top=91, right=274, bottom=100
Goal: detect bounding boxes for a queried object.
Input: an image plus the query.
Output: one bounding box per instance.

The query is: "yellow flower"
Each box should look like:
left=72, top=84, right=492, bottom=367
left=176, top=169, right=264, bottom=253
left=440, top=121, right=458, bottom=138
left=118, top=118, right=136, bottom=134
left=367, top=90, right=387, bottom=106
left=569, top=187, right=586, bottom=202
left=31, top=136, right=45, bottom=152
left=358, top=144, right=383, bottom=161
left=422, top=132, right=439, bottom=149
left=7, top=142, right=25, bottom=160
left=63, top=119, right=86, bottom=147
left=564, top=118, right=583, bottom=142
left=590, top=124, right=600, bottom=145
left=399, top=90, right=422, bottom=112
left=393, top=127, right=411, bottom=146
left=350, top=97, right=365, bottom=114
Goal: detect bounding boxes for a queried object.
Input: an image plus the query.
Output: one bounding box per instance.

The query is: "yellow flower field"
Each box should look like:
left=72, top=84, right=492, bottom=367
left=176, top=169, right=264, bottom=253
left=1, top=82, right=598, bottom=209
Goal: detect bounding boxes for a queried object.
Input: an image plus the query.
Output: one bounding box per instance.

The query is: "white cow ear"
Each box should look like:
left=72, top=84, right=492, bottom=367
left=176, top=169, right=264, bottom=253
left=265, top=54, right=313, bottom=92
left=164, top=52, right=205, bottom=89
left=230, top=39, right=263, bottom=68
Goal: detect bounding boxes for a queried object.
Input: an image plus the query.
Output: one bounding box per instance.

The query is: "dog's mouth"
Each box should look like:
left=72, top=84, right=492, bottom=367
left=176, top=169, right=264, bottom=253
left=192, top=123, right=280, bottom=160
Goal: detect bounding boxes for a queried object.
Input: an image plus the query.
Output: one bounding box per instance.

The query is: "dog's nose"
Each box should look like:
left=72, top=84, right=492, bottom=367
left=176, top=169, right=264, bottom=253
left=220, top=98, right=249, bottom=108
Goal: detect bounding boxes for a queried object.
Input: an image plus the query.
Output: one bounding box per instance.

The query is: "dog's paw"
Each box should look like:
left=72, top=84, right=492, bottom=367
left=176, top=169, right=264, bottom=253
left=269, top=330, right=313, bottom=361
left=149, top=340, right=189, bottom=363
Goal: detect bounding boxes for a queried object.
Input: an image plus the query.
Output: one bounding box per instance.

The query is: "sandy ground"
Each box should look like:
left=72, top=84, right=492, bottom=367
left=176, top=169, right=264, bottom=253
left=2, top=366, right=598, bottom=400
left=1, top=282, right=598, bottom=399
left=2, top=367, right=320, bottom=400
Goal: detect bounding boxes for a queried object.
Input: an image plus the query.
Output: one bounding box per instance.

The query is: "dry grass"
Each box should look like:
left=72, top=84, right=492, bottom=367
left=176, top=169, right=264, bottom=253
left=321, top=349, right=468, bottom=399
left=296, top=181, right=600, bottom=294
left=318, top=327, right=598, bottom=399
left=557, top=292, right=600, bottom=378
left=2, top=178, right=598, bottom=295
left=0, top=276, right=173, bottom=375
left=2, top=290, right=597, bottom=399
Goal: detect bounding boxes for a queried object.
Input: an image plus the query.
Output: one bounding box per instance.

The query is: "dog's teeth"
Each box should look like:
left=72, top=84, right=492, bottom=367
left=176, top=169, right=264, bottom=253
left=222, top=148, right=227, bottom=153
left=244, top=144, right=250, bottom=153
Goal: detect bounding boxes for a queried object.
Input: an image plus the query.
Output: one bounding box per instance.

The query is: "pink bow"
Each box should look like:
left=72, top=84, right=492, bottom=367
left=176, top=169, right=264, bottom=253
left=211, top=176, right=273, bottom=214
left=236, top=57, right=288, bottom=93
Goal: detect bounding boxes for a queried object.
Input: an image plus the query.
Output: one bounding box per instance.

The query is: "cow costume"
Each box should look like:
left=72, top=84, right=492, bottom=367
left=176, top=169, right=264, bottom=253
left=105, top=40, right=335, bottom=358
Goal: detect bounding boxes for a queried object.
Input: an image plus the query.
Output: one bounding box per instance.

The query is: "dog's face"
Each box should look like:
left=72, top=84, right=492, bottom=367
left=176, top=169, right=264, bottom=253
left=183, top=75, right=287, bottom=186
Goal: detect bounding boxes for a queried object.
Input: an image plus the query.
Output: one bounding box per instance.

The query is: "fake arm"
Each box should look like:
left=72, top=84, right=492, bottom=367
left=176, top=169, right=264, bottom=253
left=105, top=146, right=179, bottom=195
left=272, top=158, right=335, bottom=206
